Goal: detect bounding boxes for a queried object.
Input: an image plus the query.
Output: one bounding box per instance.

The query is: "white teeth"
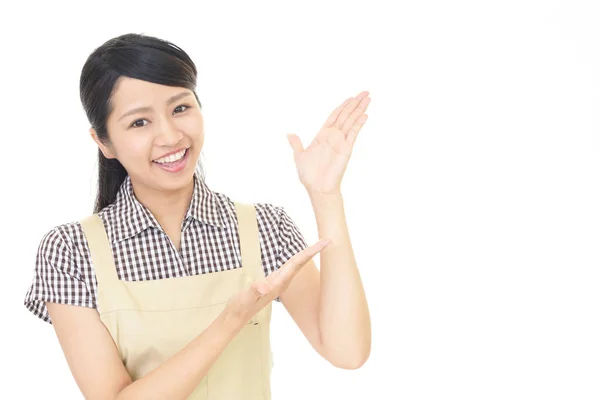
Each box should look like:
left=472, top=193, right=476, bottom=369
left=154, top=148, right=187, bottom=164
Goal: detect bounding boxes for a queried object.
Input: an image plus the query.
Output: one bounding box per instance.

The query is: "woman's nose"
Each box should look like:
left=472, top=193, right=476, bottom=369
left=155, top=117, right=184, bottom=145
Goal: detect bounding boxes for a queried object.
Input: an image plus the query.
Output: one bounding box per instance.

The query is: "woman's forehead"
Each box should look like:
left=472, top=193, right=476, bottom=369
left=111, top=77, right=191, bottom=114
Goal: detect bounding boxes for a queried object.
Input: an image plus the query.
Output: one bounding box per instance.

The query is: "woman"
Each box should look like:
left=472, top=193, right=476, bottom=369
left=24, top=32, right=371, bottom=399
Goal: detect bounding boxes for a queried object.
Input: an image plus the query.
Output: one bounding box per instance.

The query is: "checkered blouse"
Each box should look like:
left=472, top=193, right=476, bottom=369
left=24, top=164, right=308, bottom=324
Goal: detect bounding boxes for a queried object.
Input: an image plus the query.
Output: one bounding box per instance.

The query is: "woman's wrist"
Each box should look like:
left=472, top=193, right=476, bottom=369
left=221, top=304, right=248, bottom=333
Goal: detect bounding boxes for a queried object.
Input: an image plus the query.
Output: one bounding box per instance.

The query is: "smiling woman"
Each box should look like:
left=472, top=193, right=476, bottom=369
left=90, top=77, right=204, bottom=198
left=23, top=32, right=371, bottom=400
left=77, top=34, right=206, bottom=212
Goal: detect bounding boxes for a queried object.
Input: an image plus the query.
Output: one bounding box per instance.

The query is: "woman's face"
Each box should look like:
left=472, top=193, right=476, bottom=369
left=90, top=76, right=204, bottom=192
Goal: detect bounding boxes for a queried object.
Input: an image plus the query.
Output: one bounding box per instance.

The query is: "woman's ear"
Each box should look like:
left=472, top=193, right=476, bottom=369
left=89, top=127, right=116, bottom=159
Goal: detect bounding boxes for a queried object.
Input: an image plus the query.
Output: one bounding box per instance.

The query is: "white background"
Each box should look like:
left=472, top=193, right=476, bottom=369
left=1, top=0, right=599, bottom=399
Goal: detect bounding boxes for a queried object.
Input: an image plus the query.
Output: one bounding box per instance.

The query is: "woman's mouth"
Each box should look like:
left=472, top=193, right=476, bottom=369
left=152, top=147, right=190, bottom=173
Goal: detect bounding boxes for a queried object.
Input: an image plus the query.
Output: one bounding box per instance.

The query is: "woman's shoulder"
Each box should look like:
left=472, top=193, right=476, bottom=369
left=31, top=218, right=96, bottom=283
left=25, top=218, right=96, bottom=325
left=36, top=217, right=91, bottom=256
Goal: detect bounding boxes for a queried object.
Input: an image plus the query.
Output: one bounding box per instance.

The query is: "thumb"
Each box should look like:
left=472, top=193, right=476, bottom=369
left=251, top=280, right=271, bottom=296
left=287, top=133, right=304, bottom=155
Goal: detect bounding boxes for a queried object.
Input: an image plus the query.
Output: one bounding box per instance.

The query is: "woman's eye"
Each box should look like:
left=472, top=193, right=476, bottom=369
left=131, top=119, right=148, bottom=128
left=174, top=104, right=189, bottom=114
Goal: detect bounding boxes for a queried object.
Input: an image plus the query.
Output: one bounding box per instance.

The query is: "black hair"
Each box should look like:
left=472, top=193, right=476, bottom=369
left=79, top=33, right=204, bottom=214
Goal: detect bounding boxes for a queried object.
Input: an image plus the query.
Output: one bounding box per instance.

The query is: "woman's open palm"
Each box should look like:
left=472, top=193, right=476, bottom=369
left=287, top=91, right=371, bottom=195
left=226, top=238, right=331, bottom=325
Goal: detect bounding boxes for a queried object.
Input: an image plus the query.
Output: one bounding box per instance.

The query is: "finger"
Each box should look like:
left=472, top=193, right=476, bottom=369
left=237, top=282, right=263, bottom=308
left=287, top=134, right=304, bottom=155
left=334, top=91, right=369, bottom=130
left=240, top=279, right=274, bottom=307
left=346, top=114, right=368, bottom=147
left=252, top=280, right=272, bottom=296
left=340, top=96, right=371, bottom=136
left=275, top=238, right=332, bottom=283
left=322, top=97, right=352, bottom=130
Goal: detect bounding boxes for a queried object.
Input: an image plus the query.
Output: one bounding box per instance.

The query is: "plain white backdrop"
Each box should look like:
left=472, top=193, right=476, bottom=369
left=1, top=0, right=599, bottom=398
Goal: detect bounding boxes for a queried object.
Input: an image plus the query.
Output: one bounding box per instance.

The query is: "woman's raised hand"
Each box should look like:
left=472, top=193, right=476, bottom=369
left=287, top=91, right=371, bottom=196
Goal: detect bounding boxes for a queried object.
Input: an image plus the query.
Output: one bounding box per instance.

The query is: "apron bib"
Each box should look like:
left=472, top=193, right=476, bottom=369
left=80, top=201, right=273, bottom=399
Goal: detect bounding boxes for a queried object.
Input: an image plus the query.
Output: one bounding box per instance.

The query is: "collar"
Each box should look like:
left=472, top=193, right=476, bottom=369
left=109, top=164, right=225, bottom=243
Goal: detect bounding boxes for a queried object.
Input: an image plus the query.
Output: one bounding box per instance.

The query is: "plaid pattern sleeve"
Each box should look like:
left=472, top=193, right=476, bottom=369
left=273, top=206, right=309, bottom=302
left=253, top=203, right=308, bottom=302
left=24, top=228, right=95, bottom=324
left=274, top=206, right=309, bottom=270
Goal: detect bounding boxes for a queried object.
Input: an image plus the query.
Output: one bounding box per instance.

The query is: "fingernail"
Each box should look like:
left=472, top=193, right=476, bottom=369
left=320, top=238, right=332, bottom=247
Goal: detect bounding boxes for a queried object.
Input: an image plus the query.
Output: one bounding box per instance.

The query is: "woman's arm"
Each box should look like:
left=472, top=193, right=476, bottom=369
left=47, top=302, right=243, bottom=400
left=280, top=193, right=371, bottom=370
left=309, top=192, right=371, bottom=367
left=282, top=90, right=372, bottom=369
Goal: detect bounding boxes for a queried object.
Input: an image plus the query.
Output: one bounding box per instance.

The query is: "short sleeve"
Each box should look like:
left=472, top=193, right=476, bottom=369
left=23, top=228, right=95, bottom=325
left=274, top=207, right=308, bottom=269
left=273, top=206, right=308, bottom=302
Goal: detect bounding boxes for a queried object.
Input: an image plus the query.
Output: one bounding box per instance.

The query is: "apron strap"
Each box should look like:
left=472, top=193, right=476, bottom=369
left=233, top=201, right=263, bottom=286
left=80, top=214, right=119, bottom=285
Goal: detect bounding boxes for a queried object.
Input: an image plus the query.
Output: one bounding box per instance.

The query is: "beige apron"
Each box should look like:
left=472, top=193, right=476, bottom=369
left=80, top=201, right=273, bottom=399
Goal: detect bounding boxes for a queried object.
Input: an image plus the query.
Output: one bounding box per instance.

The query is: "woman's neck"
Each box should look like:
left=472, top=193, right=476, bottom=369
left=130, top=178, right=195, bottom=231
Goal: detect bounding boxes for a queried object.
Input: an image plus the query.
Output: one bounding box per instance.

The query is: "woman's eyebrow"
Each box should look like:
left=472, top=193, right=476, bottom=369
left=118, top=91, right=192, bottom=122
